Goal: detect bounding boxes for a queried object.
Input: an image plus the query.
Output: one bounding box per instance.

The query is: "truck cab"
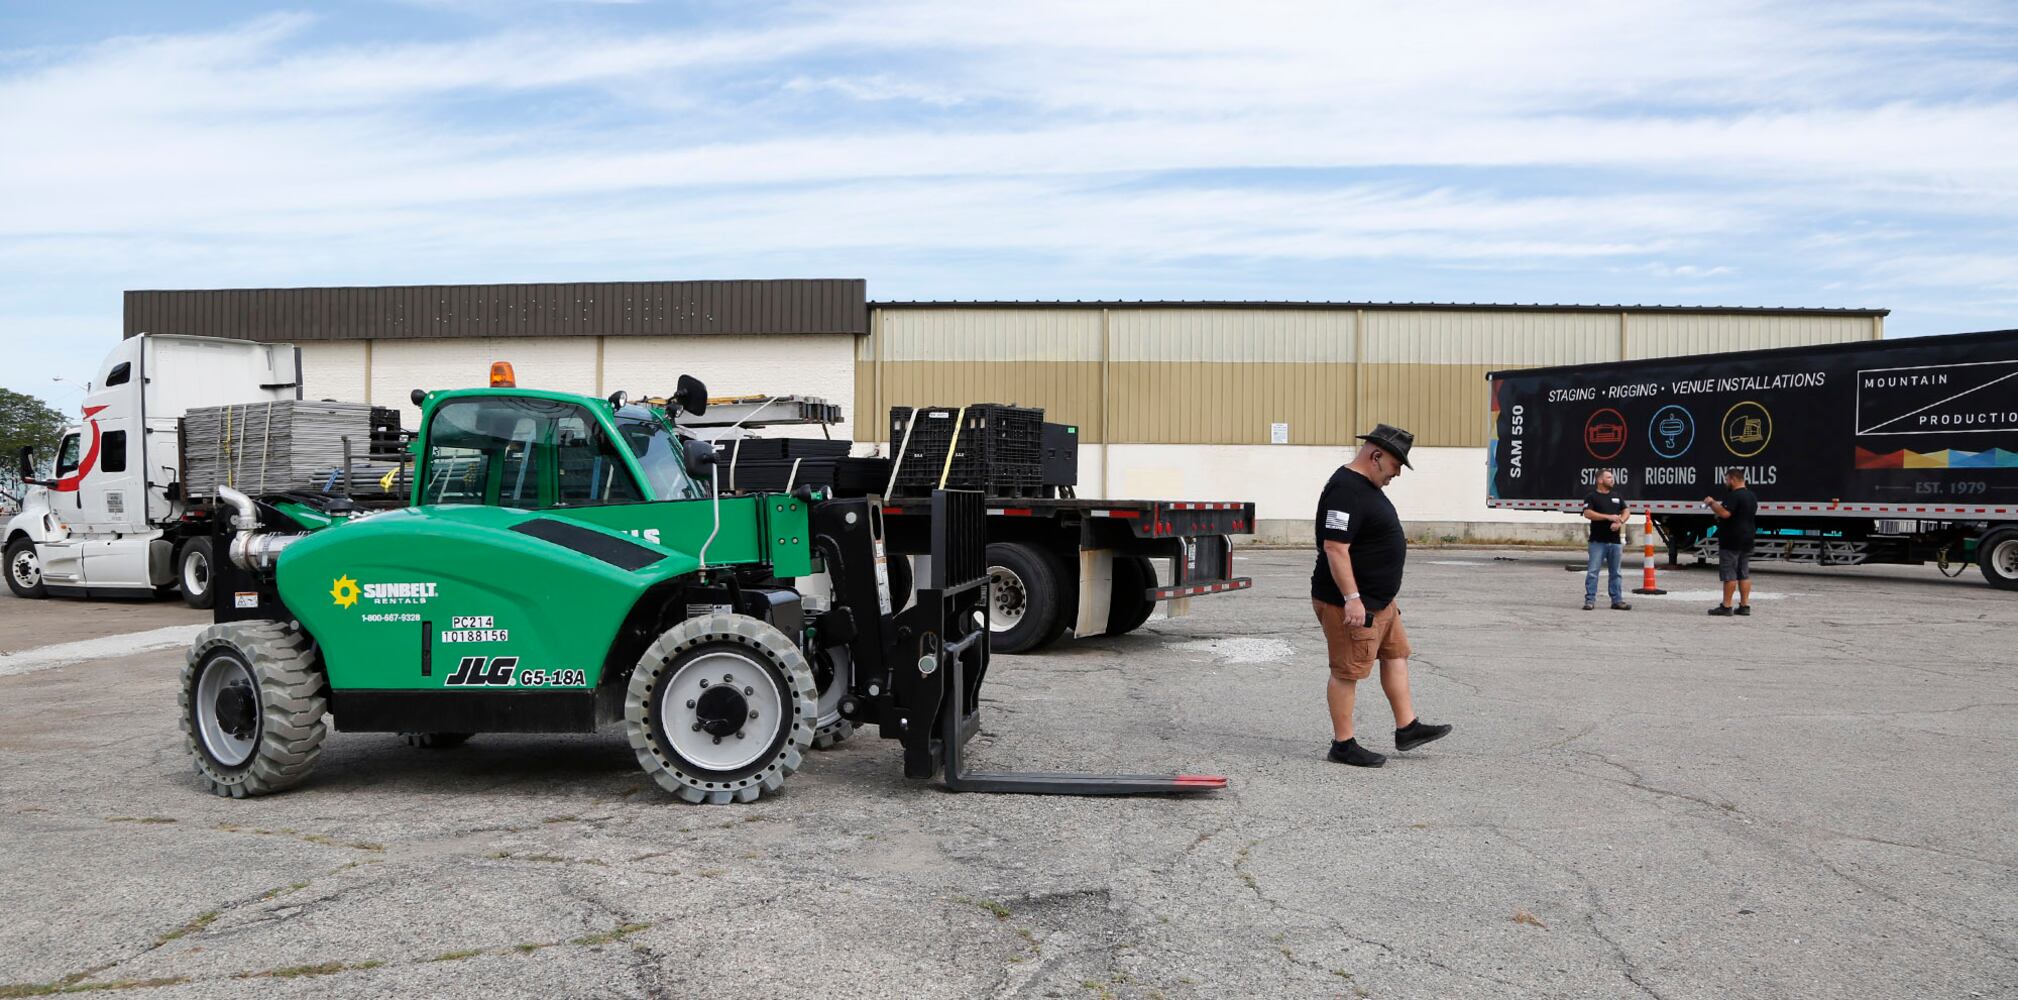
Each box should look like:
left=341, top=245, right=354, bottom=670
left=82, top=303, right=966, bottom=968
left=5, top=335, right=301, bottom=601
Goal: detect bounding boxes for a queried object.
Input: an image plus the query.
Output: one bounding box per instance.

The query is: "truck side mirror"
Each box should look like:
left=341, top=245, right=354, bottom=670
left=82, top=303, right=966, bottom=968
left=16, top=445, right=31, bottom=482
left=683, top=438, right=718, bottom=477
left=673, top=375, right=708, bottom=416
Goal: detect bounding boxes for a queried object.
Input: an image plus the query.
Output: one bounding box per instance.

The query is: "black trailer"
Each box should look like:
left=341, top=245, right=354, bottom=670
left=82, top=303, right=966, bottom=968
left=1485, top=328, right=2018, bottom=590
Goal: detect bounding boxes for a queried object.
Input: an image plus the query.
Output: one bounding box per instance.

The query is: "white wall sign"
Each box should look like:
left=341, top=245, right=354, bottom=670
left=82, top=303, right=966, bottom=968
left=1270, top=422, right=1289, bottom=444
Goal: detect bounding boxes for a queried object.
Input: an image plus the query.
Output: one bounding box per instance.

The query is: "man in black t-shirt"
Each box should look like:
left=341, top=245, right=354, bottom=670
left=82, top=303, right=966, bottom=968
left=1311, top=424, right=1453, bottom=768
left=1704, top=469, right=1759, bottom=616
left=1581, top=470, right=1632, bottom=611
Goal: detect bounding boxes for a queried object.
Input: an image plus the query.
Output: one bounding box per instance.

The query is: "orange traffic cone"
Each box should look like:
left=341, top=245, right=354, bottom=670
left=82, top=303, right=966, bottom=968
left=1632, top=512, right=1666, bottom=595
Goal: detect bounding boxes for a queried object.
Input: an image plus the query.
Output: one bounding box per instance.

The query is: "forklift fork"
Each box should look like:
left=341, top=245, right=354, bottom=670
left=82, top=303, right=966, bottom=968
left=894, top=490, right=1227, bottom=796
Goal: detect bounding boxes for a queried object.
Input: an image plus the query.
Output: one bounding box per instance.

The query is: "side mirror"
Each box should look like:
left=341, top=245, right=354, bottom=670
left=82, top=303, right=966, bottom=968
left=682, top=438, right=718, bottom=477
left=16, top=445, right=52, bottom=486
left=673, top=374, right=708, bottom=416
left=410, top=388, right=428, bottom=407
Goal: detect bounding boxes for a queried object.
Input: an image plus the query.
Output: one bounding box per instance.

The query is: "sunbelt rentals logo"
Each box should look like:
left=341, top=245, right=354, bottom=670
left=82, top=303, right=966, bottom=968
left=331, top=575, right=437, bottom=608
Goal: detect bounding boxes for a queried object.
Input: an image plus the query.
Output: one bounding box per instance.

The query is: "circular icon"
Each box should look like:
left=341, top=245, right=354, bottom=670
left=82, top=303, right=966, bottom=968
left=1721, top=401, right=1772, bottom=458
left=1648, top=404, right=1695, bottom=459
left=1583, top=408, right=1628, bottom=460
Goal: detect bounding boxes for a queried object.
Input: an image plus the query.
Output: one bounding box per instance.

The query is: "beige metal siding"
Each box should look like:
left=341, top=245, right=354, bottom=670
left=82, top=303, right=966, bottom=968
left=858, top=305, right=1887, bottom=449
left=1108, top=309, right=1355, bottom=362
left=1363, top=311, right=1618, bottom=366
left=1623, top=314, right=1875, bottom=359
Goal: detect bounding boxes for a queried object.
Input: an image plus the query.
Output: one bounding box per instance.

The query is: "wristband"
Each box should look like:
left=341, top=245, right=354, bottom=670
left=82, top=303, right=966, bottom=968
left=1343, top=592, right=1361, bottom=601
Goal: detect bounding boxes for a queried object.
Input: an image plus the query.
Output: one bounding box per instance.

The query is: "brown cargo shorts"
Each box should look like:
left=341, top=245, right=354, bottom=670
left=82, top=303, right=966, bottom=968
left=1312, top=600, right=1412, bottom=681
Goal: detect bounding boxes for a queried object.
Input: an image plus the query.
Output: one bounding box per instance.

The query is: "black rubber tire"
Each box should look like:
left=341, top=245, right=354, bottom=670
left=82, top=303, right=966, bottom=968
left=5, top=536, right=46, bottom=599
left=985, top=542, right=1070, bottom=654
left=1978, top=528, right=2018, bottom=591
left=1106, top=556, right=1158, bottom=636
left=401, top=732, right=474, bottom=748
left=180, top=622, right=328, bottom=798
left=624, top=613, right=816, bottom=804
left=885, top=551, right=914, bottom=612
left=178, top=537, right=216, bottom=610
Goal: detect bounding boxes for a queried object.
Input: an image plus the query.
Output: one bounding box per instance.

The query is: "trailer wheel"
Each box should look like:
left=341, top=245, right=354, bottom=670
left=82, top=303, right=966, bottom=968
left=180, top=622, right=327, bottom=798
left=625, top=614, right=817, bottom=804
left=401, top=732, right=474, bottom=748
left=810, top=646, right=856, bottom=749
left=178, top=538, right=216, bottom=610
left=1979, top=529, right=2018, bottom=591
left=985, top=542, right=1069, bottom=653
left=1106, top=556, right=1158, bottom=636
left=5, top=537, right=45, bottom=599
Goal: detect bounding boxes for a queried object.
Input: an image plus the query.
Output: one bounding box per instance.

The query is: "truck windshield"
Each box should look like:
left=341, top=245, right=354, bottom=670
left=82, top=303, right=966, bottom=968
left=423, top=397, right=644, bottom=507
left=614, top=407, right=702, bottom=500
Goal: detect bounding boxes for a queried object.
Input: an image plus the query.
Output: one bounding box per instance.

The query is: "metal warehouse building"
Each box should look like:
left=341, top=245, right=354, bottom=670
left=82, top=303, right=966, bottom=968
left=124, top=280, right=1887, bottom=541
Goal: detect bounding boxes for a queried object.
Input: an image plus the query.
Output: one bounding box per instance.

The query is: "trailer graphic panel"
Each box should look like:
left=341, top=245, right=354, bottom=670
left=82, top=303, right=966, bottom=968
left=1487, top=329, right=2018, bottom=516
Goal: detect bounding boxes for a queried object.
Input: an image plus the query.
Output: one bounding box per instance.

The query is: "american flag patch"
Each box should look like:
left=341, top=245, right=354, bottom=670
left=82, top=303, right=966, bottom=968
left=1324, top=509, right=1350, bottom=532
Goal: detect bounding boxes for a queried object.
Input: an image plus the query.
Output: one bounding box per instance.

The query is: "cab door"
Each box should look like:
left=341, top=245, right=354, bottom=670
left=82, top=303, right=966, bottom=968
left=37, top=433, right=85, bottom=585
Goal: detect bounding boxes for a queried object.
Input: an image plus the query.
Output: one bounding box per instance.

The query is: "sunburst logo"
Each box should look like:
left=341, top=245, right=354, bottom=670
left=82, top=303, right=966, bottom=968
left=330, top=575, right=361, bottom=609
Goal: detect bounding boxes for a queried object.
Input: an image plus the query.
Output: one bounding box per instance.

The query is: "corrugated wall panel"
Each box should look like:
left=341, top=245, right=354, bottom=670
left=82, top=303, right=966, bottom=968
left=1364, top=311, right=1619, bottom=366
left=1623, top=314, right=1875, bottom=359
left=1359, top=363, right=1493, bottom=447
left=1107, top=362, right=1357, bottom=445
left=1109, top=309, right=1357, bottom=362
left=875, top=308, right=1102, bottom=362
left=870, top=361, right=1105, bottom=442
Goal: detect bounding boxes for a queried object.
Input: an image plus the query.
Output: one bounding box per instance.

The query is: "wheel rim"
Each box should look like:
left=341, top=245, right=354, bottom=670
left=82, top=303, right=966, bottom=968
left=9, top=548, right=38, bottom=589
left=656, top=648, right=786, bottom=772
left=1995, top=538, right=2018, bottom=578
left=987, top=564, right=1028, bottom=633
left=813, top=647, right=851, bottom=726
left=195, top=654, right=259, bottom=767
left=182, top=549, right=210, bottom=596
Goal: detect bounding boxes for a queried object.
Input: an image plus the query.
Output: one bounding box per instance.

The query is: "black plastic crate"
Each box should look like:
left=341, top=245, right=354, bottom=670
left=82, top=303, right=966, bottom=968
left=730, top=457, right=892, bottom=495
left=717, top=437, right=853, bottom=462
left=1040, top=422, right=1078, bottom=488
left=890, top=404, right=1043, bottom=494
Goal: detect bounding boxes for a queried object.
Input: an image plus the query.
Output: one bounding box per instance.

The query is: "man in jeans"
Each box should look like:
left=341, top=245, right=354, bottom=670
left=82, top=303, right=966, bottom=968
left=1705, top=469, right=1759, bottom=616
left=1582, top=470, right=1632, bottom=611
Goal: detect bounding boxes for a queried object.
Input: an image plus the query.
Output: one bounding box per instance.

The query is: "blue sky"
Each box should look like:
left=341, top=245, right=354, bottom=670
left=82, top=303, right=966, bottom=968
left=3, top=1, right=2015, bottom=408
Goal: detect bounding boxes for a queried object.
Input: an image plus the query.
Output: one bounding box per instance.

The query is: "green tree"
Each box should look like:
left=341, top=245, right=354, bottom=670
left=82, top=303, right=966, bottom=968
left=1, top=387, right=68, bottom=480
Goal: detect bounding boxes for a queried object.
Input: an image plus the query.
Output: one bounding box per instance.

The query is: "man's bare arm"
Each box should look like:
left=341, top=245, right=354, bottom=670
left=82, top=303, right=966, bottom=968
left=1323, top=540, right=1366, bottom=620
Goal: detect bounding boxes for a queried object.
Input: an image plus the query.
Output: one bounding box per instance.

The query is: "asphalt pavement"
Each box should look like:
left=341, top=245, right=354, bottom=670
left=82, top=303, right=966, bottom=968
left=1, top=550, right=2013, bottom=999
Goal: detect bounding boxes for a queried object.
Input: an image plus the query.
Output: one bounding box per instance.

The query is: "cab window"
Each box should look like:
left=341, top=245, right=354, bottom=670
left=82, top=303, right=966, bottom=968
left=422, top=396, right=642, bottom=508
left=615, top=407, right=702, bottom=501
left=54, top=434, right=81, bottom=477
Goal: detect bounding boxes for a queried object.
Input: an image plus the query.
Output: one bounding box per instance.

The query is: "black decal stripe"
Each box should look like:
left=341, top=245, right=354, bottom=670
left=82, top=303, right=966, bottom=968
left=510, top=519, right=663, bottom=570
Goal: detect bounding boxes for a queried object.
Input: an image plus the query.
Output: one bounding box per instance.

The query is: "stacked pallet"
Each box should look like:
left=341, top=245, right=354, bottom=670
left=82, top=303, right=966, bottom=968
left=184, top=400, right=390, bottom=498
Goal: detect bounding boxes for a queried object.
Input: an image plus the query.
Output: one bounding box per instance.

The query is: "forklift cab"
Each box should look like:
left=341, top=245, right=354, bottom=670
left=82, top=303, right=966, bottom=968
left=413, top=390, right=705, bottom=510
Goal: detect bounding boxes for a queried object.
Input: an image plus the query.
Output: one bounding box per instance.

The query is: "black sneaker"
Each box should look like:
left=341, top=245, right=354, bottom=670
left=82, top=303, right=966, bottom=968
left=1582, top=601, right=1595, bottom=611
left=1735, top=605, right=1751, bottom=616
left=1327, top=739, right=1386, bottom=768
left=1708, top=605, right=1734, bottom=617
left=1611, top=601, right=1632, bottom=611
left=1394, top=719, right=1453, bottom=752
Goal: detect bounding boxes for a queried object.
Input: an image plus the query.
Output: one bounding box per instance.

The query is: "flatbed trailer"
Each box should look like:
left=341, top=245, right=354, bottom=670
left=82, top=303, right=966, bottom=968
left=879, top=496, right=1254, bottom=652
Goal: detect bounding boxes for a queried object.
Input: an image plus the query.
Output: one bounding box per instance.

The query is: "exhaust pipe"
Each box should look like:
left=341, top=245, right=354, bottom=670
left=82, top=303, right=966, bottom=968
left=219, top=486, right=306, bottom=572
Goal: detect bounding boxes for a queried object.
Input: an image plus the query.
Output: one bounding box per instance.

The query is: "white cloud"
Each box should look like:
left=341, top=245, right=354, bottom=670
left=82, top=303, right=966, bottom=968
left=0, top=0, right=2014, bottom=393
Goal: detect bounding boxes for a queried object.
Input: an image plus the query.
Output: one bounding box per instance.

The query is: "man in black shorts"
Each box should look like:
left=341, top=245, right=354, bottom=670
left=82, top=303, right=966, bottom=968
left=1311, top=424, right=1454, bottom=768
left=1704, top=469, right=1758, bottom=616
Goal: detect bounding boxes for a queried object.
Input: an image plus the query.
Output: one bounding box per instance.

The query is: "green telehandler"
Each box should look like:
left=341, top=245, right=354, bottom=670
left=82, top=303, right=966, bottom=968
left=180, top=374, right=1225, bottom=803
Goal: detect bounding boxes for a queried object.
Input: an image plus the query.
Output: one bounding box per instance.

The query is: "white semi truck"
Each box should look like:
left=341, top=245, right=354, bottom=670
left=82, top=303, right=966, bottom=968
left=6, top=335, right=305, bottom=606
